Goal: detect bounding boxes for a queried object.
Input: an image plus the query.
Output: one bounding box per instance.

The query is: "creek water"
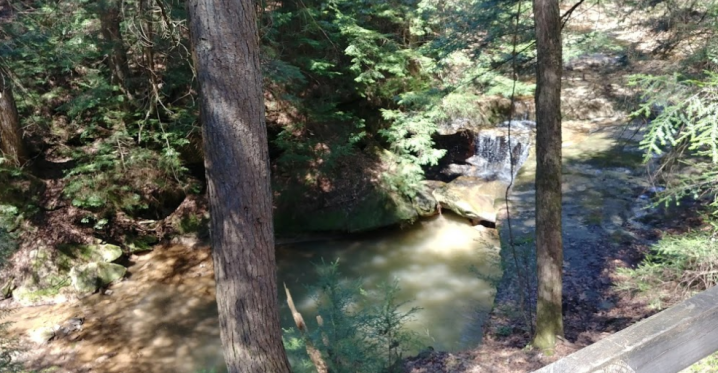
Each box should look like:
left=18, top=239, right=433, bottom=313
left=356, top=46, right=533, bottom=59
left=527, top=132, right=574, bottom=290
left=6, top=121, right=655, bottom=373
left=276, top=212, right=502, bottom=353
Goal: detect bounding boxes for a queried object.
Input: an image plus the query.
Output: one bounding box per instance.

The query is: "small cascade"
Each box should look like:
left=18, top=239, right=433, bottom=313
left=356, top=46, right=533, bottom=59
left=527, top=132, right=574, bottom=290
left=465, top=127, right=531, bottom=183
left=428, top=120, right=534, bottom=182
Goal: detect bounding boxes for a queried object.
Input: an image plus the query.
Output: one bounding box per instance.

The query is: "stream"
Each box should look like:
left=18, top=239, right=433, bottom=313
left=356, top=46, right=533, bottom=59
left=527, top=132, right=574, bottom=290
left=6, top=120, right=655, bottom=373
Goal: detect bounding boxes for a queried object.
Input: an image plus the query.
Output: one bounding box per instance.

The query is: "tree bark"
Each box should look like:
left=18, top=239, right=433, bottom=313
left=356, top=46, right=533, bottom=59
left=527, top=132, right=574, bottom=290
left=186, top=0, right=292, bottom=372
left=99, top=0, right=132, bottom=98
left=0, top=74, right=27, bottom=166
left=533, top=0, right=564, bottom=353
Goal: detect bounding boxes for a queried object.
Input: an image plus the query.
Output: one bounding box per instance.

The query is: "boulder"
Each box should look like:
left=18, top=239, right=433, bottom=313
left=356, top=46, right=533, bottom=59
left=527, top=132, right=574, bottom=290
left=58, top=243, right=123, bottom=263
left=432, top=176, right=509, bottom=224
left=13, top=284, right=70, bottom=306
left=69, top=262, right=126, bottom=295
left=12, top=243, right=126, bottom=305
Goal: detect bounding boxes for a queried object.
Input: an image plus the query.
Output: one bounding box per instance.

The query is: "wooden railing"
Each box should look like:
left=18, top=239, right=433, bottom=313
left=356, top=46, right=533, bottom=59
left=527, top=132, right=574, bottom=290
left=534, top=285, right=718, bottom=373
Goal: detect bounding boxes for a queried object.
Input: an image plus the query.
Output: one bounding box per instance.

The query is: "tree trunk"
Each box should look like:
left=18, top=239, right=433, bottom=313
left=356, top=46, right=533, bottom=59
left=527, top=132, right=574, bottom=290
left=99, top=0, right=132, bottom=98
left=140, top=0, right=159, bottom=114
left=0, top=75, right=27, bottom=166
left=533, top=0, right=564, bottom=353
left=186, top=1, right=292, bottom=372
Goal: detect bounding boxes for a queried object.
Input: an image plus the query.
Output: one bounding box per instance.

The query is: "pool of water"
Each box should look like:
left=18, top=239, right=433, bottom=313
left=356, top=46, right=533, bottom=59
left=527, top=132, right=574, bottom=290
left=277, top=212, right=502, bottom=352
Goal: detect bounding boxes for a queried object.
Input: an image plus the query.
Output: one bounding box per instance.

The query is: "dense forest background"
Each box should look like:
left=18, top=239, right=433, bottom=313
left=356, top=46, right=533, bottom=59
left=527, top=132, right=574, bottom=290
left=1, top=0, right=715, bottom=247
left=0, top=0, right=543, bottom=245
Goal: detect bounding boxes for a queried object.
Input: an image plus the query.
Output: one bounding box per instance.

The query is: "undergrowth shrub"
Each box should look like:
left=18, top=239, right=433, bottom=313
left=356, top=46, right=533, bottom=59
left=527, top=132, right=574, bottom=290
left=284, top=263, right=421, bottom=373
left=617, top=229, right=718, bottom=309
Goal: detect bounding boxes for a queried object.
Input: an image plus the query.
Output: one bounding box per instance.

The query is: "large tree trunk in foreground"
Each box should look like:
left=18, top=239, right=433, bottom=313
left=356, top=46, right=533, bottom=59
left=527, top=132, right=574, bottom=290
left=187, top=1, right=292, bottom=372
left=0, top=75, right=27, bottom=166
left=533, top=0, right=564, bottom=353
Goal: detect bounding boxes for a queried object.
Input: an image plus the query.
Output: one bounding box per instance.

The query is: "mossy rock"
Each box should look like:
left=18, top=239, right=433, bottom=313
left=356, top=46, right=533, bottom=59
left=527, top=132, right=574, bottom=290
left=13, top=276, right=71, bottom=306
left=70, top=262, right=126, bottom=295
left=346, top=191, right=417, bottom=232
left=58, top=243, right=123, bottom=263
left=275, top=188, right=418, bottom=234
left=126, top=235, right=159, bottom=253
left=14, top=244, right=125, bottom=304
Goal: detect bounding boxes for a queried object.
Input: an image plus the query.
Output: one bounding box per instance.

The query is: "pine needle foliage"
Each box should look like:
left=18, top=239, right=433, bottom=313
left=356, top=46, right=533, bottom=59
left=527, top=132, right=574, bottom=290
left=617, top=229, right=718, bottom=309
left=629, top=72, right=718, bottom=213
left=1, top=0, right=197, bottom=222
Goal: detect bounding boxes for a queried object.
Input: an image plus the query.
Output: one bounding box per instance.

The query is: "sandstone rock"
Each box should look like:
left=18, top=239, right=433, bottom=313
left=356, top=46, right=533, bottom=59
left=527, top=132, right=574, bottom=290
left=433, top=176, right=509, bottom=224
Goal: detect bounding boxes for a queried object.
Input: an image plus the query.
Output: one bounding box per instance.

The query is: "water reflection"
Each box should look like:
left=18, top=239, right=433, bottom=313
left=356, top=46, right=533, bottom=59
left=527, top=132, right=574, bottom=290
left=277, top=213, right=502, bottom=352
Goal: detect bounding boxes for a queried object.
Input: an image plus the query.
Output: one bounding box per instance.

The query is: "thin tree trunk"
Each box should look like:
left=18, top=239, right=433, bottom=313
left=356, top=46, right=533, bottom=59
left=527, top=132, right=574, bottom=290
left=99, top=0, right=132, bottom=98
left=140, top=0, right=159, bottom=115
left=0, top=74, right=27, bottom=166
left=533, top=0, right=564, bottom=353
left=187, top=0, right=292, bottom=372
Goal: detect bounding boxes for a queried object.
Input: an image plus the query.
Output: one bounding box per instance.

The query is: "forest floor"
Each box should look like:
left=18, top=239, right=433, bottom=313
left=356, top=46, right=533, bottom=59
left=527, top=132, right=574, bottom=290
left=3, top=3, right=712, bottom=373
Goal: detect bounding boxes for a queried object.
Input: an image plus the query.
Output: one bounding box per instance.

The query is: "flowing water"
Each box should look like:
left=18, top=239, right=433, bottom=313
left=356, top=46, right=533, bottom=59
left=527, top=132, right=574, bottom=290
left=466, top=124, right=532, bottom=183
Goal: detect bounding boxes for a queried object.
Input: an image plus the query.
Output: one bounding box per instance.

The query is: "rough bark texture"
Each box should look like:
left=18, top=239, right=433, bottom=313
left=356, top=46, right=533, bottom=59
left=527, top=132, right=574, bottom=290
left=99, top=0, right=132, bottom=97
left=0, top=75, right=27, bottom=166
left=533, top=0, right=564, bottom=353
left=186, top=1, right=292, bottom=372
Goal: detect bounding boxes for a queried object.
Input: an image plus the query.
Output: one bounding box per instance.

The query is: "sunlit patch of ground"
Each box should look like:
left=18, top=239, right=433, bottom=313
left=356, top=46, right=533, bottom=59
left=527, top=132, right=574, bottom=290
left=5, top=244, right=225, bottom=373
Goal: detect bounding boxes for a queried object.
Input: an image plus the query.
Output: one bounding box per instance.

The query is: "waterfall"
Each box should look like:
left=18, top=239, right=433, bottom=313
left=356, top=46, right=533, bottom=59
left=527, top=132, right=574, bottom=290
left=465, top=126, right=532, bottom=183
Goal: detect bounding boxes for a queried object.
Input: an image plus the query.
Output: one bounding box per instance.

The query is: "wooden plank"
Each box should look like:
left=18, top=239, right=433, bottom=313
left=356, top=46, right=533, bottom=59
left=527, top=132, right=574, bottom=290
left=534, top=285, right=718, bottom=373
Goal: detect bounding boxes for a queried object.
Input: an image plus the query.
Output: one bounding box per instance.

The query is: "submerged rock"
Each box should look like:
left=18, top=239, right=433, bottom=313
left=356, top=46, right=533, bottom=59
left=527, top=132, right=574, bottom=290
left=70, top=262, right=126, bottom=295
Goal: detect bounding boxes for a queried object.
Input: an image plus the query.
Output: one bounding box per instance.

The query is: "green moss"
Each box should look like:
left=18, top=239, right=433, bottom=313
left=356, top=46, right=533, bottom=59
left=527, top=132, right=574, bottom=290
left=533, top=298, right=563, bottom=355
left=14, top=276, right=70, bottom=304
left=346, top=191, right=417, bottom=232
left=177, top=215, right=208, bottom=235
left=57, top=244, right=122, bottom=263
left=275, top=188, right=417, bottom=234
